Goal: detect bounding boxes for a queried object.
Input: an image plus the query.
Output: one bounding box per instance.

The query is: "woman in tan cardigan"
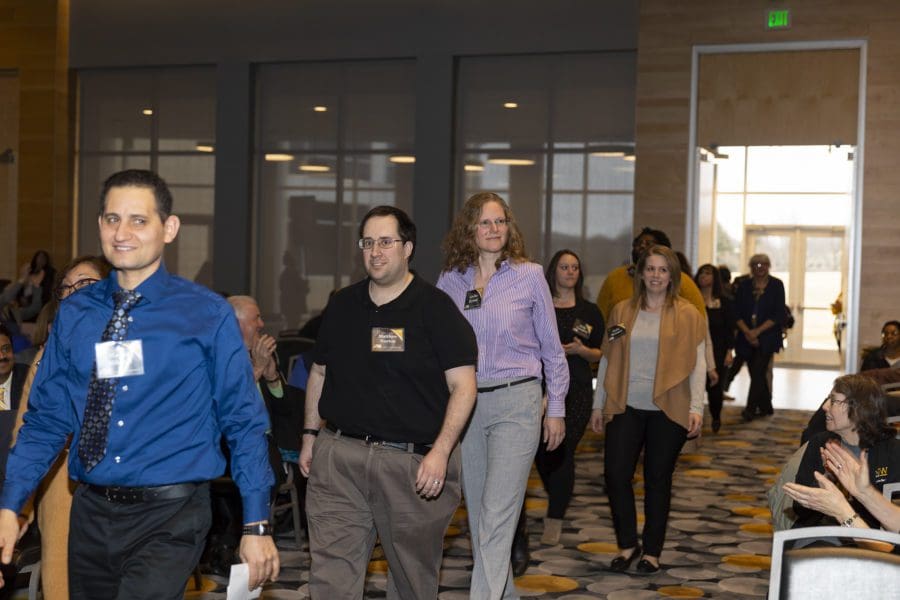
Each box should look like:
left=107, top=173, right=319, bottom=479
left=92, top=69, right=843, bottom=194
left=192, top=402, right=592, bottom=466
left=589, top=245, right=706, bottom=574
left=11, top=255, right=109, bottom=600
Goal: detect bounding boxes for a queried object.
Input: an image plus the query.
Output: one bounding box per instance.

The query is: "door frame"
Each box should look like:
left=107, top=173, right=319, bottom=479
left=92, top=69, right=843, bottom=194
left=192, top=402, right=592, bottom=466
left=686, top=39, right=867, bottom=374
left=745, top=226, right=847, bottom=367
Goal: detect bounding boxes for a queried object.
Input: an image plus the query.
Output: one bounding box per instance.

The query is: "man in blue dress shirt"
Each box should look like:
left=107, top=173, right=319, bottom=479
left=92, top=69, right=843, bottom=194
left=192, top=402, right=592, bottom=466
left=0, top=170, right=279, bottom=598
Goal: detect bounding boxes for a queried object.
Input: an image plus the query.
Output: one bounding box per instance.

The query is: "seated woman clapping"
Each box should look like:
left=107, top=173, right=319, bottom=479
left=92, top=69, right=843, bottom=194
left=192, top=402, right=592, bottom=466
left=784, top=441, right=900, bottom=533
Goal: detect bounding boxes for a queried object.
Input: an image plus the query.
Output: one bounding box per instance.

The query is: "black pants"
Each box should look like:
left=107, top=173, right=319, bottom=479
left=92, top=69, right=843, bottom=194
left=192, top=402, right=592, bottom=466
left=746, top=349, right=774, bottom=416
left=604, top=407, right=687, bottom=557
left=69, top=483, right=212, bottom=600
left=535, top=383, right=593, bottom=519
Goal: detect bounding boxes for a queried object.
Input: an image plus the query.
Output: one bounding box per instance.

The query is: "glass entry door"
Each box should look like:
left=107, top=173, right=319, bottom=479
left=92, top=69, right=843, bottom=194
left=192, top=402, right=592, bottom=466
left=746, top=227, right=845, bottom=367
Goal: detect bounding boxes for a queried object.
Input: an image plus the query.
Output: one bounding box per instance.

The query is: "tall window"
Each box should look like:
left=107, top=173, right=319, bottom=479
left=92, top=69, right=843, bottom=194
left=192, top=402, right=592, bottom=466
left=76, top=68, right=217, bottom=285
left=455, top=53, right=636, bottom=298
left=254, top=61, right=415, bottom=330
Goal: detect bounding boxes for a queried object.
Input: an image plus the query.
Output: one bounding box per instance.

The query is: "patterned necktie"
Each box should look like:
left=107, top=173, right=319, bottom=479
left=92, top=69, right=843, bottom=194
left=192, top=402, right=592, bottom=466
left=79, top=289, right=142, bottom=471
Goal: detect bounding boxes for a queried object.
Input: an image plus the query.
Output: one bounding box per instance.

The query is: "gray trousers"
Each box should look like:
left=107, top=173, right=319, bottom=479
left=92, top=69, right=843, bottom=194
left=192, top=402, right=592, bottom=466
left=462, top=379, right=542, bottom=600
left=306, top=431, right=462, bottom=600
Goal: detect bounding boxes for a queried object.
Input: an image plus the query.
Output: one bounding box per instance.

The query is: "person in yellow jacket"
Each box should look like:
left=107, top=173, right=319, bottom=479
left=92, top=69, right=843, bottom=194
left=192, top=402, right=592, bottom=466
left=595, top=227, right=705, bottom=322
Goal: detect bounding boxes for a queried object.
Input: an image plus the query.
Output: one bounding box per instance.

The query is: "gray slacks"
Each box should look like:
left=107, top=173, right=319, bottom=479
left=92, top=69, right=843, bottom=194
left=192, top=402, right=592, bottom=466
left=462, top=379, right=542, bottom=600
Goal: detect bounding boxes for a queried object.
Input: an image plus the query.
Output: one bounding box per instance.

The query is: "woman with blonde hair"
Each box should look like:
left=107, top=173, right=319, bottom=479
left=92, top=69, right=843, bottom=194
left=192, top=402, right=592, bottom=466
left=437, top=192, right=568, bottom=599
left=590, top=245, right=706, bottom=574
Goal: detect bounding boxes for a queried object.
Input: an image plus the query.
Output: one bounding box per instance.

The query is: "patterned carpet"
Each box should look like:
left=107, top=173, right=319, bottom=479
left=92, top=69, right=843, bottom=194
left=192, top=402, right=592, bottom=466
left=181, top=404, right=810, bottom=599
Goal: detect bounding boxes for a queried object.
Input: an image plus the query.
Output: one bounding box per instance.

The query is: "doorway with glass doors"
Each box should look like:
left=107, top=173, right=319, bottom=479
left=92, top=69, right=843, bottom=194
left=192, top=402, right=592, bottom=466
left=692, top=44, right=863, bottom=381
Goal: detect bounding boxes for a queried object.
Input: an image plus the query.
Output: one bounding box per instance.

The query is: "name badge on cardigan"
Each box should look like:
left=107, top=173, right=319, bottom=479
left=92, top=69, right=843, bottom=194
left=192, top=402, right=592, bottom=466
left=607, top=324, right=626, bottom=342
left=371, top=327, right=405, bottom=352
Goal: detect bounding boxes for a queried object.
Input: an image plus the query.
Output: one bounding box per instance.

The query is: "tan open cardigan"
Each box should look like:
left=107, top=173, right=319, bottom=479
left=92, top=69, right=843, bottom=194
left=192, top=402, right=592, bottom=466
left=600, top=296, right=706, bottom=430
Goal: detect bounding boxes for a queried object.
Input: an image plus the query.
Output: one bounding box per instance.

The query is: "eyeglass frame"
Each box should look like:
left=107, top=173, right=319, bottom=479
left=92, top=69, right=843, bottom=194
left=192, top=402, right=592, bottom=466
left=476, top=218, right=510, bottom=229
left=358, top=237, right=406, bottom=251
left=55, top=277, right=100, bottom=300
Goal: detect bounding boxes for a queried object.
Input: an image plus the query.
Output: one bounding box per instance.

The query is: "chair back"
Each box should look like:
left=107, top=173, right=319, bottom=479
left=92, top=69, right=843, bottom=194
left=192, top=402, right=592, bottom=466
left=768, top=526, right=900, bottom=600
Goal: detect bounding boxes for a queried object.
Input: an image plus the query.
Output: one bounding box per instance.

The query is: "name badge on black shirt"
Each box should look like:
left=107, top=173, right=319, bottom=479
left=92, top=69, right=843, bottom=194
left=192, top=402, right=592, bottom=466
left=371, top=327, right=405, bottom=352
left=464, top=289, right=482, bottom=310
left=572, top=318, right=593, bottom=340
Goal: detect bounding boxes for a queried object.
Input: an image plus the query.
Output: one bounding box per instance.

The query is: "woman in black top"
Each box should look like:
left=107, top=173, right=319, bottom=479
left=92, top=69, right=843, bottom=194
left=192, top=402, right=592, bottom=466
left=860, top=320, right=900, bottom=371
left=694, top=264, right=735, bottom=432
left=535, top=249, right=604, bottom=545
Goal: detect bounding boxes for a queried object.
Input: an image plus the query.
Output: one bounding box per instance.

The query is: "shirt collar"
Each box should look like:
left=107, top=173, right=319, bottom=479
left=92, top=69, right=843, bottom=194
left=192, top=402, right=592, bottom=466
left=98, top=263, right=171, bottom=306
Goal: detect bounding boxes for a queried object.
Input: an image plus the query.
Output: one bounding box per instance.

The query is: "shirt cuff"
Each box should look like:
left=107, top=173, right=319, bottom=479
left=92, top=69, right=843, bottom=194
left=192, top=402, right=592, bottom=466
left=241, top=490, right=272, bottom=524
left=547, top=395, right=565, bottom=418
left=0, top=484, right=30, bottom=515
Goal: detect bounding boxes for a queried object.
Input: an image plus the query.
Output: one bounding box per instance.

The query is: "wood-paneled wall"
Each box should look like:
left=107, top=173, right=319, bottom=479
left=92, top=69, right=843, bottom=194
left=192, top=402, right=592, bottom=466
left=636, top=0, right=900, bottom=355
left=0, top=0, right=70, bottom=279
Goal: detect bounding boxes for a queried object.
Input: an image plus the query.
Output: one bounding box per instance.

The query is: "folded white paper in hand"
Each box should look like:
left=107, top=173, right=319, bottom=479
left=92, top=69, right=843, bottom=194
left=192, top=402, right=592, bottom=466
left=226, top=563, right=262, bottom=600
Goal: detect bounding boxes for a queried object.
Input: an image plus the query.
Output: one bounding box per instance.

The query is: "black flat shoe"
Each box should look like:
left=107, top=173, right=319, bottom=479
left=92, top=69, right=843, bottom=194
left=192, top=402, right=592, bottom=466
left=741, top=410, right=754, bottom=422
left=609, top=546, right=640, bottom=572
left=636, top=557, right=660, bottom=574
left=712, top=418, right=721, bottom=433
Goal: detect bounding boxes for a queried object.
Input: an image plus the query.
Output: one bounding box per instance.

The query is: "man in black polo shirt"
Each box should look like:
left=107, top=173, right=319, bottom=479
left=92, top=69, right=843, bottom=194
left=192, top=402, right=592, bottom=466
left=299, top=205, right=477, bottom=599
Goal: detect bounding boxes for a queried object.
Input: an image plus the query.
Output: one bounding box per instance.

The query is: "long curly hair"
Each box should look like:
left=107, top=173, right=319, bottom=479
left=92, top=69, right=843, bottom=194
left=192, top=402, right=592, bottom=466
left=441, top=192, right=528, bottom=273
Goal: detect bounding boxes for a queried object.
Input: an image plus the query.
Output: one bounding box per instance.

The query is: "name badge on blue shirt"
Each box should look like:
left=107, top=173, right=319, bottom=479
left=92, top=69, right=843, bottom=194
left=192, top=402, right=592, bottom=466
left=371, top=327, right=405, bottom=352
left=95, top=340, right=145, bottom=379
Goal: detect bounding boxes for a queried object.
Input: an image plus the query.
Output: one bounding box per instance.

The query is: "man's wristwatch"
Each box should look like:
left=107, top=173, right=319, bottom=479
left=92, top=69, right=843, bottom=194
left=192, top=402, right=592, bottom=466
left=242, top=522, right=273, bottom=536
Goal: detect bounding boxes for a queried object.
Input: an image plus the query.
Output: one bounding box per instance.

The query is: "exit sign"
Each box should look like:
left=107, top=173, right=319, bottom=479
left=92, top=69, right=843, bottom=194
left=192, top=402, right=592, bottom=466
left=767, top=9, right=791, bottom=30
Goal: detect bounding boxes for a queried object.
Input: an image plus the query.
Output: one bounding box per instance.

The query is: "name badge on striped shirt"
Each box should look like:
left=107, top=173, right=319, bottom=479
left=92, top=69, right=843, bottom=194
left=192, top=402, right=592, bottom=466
left=464, top=289, right=482, bottom=310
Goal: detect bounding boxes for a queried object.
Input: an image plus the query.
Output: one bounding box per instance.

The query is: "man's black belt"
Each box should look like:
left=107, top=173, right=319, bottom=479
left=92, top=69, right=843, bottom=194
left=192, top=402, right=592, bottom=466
left=325, top=425, right=432, bottom=456
left=85, top=482, right=202, bottom=504
left=477, top=376, right=538, bottom=394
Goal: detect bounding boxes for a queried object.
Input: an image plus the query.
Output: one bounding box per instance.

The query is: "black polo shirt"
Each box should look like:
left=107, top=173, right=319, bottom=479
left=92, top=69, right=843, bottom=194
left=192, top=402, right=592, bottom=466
left=312, top=274, right=477, bottom=443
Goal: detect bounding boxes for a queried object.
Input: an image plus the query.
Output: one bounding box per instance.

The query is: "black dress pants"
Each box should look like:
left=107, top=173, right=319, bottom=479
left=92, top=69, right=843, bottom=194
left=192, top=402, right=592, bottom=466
left=68, top=482, right=212, bottom=600
left=604, top=407, right=687, bottom=557
left=746, top=349, right=774, bottom=416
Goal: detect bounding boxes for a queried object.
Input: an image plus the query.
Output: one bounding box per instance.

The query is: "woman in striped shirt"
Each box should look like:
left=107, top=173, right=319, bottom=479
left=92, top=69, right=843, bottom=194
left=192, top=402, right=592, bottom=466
left=437, top=192, right=569, bottom=600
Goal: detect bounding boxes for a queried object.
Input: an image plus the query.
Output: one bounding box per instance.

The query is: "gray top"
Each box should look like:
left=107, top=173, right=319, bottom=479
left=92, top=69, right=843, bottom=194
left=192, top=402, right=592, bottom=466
left=626, top=309, right=661, bottom=411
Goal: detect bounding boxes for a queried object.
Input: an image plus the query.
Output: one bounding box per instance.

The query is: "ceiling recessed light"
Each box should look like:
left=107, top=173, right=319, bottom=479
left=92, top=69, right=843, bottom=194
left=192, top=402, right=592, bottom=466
left=264, top=153, right=295, bottom=162
left=195, top=144, right=214, bottom=153
left=313, top=105, right=328, bottom=112
left=487, top=157, right=535, bottom=166
left=389, top=155, right=415, bottom=164
left=299, top=164, right=330, bottom=172
left=141, top=108, right=153, bottom=116
left=503, top=102, right=518, bottom=109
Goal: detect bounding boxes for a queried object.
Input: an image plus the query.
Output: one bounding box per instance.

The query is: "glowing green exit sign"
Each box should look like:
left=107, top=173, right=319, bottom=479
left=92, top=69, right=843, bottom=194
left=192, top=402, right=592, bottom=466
left=767, top=9, right=791, bottom=29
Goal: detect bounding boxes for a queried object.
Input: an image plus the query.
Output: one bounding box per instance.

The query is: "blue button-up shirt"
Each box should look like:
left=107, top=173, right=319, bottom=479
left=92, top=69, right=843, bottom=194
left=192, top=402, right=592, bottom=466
left=0, top=265, right=274, bottom=522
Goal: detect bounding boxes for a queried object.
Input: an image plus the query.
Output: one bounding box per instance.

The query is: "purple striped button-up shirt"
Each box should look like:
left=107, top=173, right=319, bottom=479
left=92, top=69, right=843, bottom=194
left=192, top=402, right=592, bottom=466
left=436, top=260, right=569, bottom=417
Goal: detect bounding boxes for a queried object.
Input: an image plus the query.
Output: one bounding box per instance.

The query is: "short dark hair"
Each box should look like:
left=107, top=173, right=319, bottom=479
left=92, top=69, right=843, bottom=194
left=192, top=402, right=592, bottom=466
left=832, top=374, right=894, bottom=448
left=881, top=320, right=900, bottom=335
left=546, top=249, right=585, bottom=300
left=633, top=227, right=672, bottom=249
left=694, top=263, right=725, bottom=299
left=358, top=205, right=417, bottom=261
left=0, top=323, right=12, bottom=345
left=99, top=169, right=174, bottom=221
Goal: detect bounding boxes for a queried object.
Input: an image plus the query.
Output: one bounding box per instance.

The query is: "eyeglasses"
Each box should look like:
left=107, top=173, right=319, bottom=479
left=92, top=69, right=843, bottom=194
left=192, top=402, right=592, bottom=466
left=358, top=237, right=404, bottom=251
left=477, top=218, right=510, bottom=229
left=55, top=277, right=100, bottom=300
left=826, top=395, right=849, bottom=407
